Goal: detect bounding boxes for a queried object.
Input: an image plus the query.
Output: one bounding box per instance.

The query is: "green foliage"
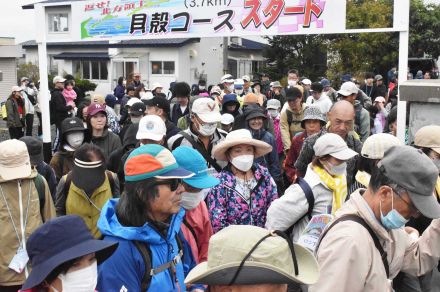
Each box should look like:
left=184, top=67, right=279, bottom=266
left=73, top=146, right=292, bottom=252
left=75, top=79, right=97, bottom=93
left=262, top=0, right=440, bottom=82
left=17, top=62, right=40, bottom=84
left=409, top=0, right=440, bottom=58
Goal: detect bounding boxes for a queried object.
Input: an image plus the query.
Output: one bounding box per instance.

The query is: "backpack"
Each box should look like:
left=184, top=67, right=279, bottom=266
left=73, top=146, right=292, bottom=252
left=49, top=99, right=56, bottom=125
left=316, top=214, right=390, bottom=278
left=1, top=102, right=7, bottom=120
left=33, top=174, right=47, bottom=220
left=62, top=170, right=117, bottom=198
left=354, top=104, right=362, bottom=136
left=286, top=110, right=302, bottom=129
left=133, top=231, right=185, bottom=291
left=285, top=177, right=315, bottom=237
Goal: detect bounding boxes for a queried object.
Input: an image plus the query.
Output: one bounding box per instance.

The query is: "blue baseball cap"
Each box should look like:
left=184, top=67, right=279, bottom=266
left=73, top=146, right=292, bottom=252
left=172, top=146, right=220, bottom=189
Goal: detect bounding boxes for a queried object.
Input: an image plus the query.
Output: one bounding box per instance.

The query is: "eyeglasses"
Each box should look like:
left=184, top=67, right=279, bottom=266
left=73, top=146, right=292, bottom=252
left=154, top=179, right=182, bottom=191
left=391, top=187, right=420, bottom=216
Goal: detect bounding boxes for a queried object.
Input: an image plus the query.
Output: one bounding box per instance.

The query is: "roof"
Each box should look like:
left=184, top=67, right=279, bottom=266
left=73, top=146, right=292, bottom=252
left=20, top=38, right=199, bottom=49
left=53, top=52, right=110, bottom=60
left=229, top=38, right=267, bottom=51
left=23, top=0, right=84, bottom=10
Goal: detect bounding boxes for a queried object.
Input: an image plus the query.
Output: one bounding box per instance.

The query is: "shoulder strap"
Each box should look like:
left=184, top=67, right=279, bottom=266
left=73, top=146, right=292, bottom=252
left=105, top=170, right=116, bottom=196
left=34, top=174, right=46, bottom=220
left=285, top=178, right=315, bottom=236
left=179, top=131, right=222, bottom=172
left=63, top=172, right=73, bottom=199
left=317, top=214, right=390, bottom=278
left=286, top=110, right=293, bottom=127
left=133, top=241, right=152, bottom=292
left=183, top=216, right=198, bottom=243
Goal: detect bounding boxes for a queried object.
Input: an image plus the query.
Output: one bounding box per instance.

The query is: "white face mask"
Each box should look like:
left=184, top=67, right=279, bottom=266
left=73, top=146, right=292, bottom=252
left=181, top=189, right=209, bottom=210
left=66, top=132, right=85, bottom=149
left=231, top=154, right=254, bottom=172
left=268, top=109, right=279, bottom=118
left=56, top=260, right=97, bottom=292
left=227, top=85, right=234, bottom=92
left=199, top=86, right=206, bottom=90
left=288, top=80, right=297, bottom=87
left=235, top=89, right=243, bottom=95
left=323, top=161, right=347, bottom=176
left=198, top=121, right=217, bottom=136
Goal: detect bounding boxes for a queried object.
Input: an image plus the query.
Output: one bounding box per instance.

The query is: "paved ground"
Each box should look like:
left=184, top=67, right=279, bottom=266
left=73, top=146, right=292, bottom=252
left=0, top=115, right=56, bottom=142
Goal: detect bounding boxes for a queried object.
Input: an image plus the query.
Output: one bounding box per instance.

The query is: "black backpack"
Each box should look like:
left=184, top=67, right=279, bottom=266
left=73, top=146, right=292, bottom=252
left=285, top=177, right=315, bottom=236
left=133, top=231, right=185, bottom=291
left=33, top=174, right=47, bottom=221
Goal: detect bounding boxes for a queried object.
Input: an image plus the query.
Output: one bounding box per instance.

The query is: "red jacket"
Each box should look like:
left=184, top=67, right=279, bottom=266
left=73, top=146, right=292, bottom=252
left=284, top=131, right=307, bottom=184
left=181, top=202, right=213, bottom=263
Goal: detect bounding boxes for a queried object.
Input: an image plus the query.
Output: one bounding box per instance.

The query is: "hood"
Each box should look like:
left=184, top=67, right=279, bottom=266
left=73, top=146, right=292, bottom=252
left=98, top=199, right=185, bottom=244
left=92, top=129, right=110, bottom=141
left=222, top=95, right=240, bottom=107
left=0, top=168, right=38, bottom=183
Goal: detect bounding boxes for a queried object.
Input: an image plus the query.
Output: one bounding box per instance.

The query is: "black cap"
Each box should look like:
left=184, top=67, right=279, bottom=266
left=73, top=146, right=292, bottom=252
left=145, top=96, right=171, bottom=115
left=61, top=117, right=86, bottom=135
left=130, top=102, right=146, bottom=117
left=310, top=82, right=323, bottom=93
left=19, top=136, right=43, bottom=165
left=285, top=87, right=303, bottom=101
left=244, top=104, right=267, bottom=121
left=126, top=85, right=136, bottom=92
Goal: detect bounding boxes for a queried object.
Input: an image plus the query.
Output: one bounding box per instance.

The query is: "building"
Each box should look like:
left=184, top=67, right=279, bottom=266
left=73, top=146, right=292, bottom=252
left=22, top=0, right=267, bottom=95
left=0, top=38, right=22, bottom=101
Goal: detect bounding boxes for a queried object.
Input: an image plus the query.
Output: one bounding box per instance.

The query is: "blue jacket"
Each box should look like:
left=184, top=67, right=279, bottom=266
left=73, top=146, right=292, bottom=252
left=97, top=199, right=196, bottom=292
left=114, top=84, right=126, bottom=100
left=250, top=128, right=281, bottom=180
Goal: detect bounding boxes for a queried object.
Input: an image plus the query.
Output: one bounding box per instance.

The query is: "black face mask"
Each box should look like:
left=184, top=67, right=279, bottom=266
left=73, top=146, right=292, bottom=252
left=72, top=160, right=106, bottom=195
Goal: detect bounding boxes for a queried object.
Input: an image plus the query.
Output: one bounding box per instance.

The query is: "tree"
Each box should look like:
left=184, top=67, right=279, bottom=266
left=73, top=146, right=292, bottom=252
left=262, top=35, right=327, bottom=82
left=17, top=62, right=40, bottom=84
left=409, top=0, right=440, bottom=59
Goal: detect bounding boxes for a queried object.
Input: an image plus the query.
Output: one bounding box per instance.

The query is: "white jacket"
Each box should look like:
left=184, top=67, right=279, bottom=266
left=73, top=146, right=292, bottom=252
left=306, top=93, right=333, bottom=115
left=20, top=85, right=37, bottom=115
left=265, top=164, right=333, bottom=241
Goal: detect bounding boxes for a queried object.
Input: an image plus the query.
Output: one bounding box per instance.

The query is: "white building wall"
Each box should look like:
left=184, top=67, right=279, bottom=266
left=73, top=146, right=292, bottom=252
left=0, top=58, right=17, bottom=102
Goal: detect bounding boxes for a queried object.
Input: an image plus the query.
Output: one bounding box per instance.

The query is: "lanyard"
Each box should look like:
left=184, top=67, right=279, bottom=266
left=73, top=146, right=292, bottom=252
left=0, top=181, right=31, bottom=248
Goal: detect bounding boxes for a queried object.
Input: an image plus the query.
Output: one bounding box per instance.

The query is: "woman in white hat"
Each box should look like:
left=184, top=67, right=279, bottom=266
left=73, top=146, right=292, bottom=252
left=266, top=133, right=358, bottom=242
left=208, top=129, right=278, bottom=233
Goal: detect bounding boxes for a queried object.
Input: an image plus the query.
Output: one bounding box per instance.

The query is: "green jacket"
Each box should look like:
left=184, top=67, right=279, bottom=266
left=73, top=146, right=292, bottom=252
left=55, top=172, right=119, bottom=238
left=5, top=96, right=23, bottom=128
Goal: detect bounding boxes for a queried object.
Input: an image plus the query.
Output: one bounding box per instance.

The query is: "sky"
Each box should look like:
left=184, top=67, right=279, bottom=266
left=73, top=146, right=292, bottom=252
left=1, top=0, right=439, bottom=44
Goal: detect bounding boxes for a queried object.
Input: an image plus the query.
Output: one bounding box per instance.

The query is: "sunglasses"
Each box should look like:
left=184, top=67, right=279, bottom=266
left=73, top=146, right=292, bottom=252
left=154, top=179, right=182, bottom=191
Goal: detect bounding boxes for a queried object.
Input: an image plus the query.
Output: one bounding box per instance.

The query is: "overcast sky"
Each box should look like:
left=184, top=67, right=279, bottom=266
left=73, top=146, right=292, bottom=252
left=1, top=0, right=439, bottom=44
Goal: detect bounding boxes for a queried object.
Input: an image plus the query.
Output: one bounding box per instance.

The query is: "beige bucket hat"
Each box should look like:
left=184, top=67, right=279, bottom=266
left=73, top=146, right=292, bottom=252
left=0, top=139, right=32, bottom=181
left=212, top=129, right=272, bottom=161
left=185, top=225, right=320, bottom=286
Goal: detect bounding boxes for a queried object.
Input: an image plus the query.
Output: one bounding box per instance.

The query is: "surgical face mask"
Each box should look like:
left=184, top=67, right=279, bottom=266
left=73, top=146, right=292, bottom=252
left=227, top=85, right=234, bottom=92
left=231, top=154, right=254, bottom=172
left=199, top=86, right=206, bottom=90
left=268, top=109, right=279, bottom=118
left=288, top=80, right=297, bottom=87
left=56, top=260, right=98, bottom=292
left=235, top=89, right=244, bottom=95
left=380, top=196, right=409, bottom=230
left=197, top=120, right=217, bottom=136
left=181, top=189, right=209, bottom=210
left=323, top=161, right=347, bottom=176
left=66, top=132, right=85, bottom=149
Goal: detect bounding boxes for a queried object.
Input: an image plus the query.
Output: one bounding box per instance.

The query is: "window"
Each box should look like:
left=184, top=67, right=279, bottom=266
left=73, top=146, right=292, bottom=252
left=151, top=61, right=175, bottom=75
left=73, top=60, right=108, bottom=80
left=48, top=13, right=69, bottom=32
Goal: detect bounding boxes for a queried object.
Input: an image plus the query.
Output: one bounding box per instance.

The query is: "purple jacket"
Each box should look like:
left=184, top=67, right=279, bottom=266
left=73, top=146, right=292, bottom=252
left=207, top=164, right=278, bottom=233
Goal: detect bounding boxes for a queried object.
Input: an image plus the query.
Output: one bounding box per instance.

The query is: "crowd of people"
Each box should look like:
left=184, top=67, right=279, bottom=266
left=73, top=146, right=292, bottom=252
left=0, top=68, right=440, bottom=292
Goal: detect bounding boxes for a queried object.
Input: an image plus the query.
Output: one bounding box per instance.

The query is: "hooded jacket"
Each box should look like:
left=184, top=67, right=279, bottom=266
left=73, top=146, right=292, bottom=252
left=0, top=169, right=56, bottom=286
left=5, top=95, right=24, bottom=128
left=49, top=150, right=75, bottom=182
left=90, top=129, right=122, bottom=159
left=221, top=94, right=242, bottom=117
left=280, top=103, right=306, bottom=150
left=97, top=199, right=195, bottom=292
left=310, top=190, right=440, bottom=292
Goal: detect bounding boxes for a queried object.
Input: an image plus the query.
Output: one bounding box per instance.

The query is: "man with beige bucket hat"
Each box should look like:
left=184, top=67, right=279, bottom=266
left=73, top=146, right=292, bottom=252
left=185, top=225, right=319, bottom=291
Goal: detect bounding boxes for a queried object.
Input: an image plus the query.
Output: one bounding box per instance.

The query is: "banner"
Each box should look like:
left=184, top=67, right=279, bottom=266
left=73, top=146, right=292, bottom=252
left=72, top=0, right=347, bottom=41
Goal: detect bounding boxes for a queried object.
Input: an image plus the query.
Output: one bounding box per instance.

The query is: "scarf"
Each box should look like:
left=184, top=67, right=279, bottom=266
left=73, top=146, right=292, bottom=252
left=313, top=165, right=348, bottom=214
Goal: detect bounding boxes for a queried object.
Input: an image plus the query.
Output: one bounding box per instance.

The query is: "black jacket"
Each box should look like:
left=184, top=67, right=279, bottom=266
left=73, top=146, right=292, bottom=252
left=171, top=104, right=189, bottom=125
left=51, top=88, right=73, bottom=127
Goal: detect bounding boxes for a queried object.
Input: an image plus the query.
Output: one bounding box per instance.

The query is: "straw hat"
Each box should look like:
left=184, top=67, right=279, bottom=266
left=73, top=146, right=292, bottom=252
left=212, top=129, right=272, bottom=161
